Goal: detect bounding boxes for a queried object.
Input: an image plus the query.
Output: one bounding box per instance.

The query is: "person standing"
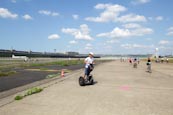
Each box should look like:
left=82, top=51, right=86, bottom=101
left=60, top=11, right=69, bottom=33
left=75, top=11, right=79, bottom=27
left=146, top=57, right=152, bottom=73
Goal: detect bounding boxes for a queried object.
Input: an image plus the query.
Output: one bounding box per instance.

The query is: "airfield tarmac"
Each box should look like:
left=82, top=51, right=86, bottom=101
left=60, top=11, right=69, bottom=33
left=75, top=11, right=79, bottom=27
left=0, top=64, right=84, bottom=92
left=0, top=60, right=173, bottom=115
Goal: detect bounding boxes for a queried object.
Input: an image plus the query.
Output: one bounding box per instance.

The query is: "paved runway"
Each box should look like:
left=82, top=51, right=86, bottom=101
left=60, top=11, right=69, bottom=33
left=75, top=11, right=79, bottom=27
left=0, top=61, right=173, bottom=115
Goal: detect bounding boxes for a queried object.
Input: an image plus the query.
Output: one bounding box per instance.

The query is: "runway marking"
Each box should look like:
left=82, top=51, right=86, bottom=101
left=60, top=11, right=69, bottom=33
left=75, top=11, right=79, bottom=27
left=119, top=85, right=130, bottom=91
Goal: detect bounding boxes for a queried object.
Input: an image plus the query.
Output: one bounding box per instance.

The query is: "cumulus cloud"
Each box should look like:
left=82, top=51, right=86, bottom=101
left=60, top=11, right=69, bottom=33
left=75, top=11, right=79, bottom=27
left=167, top=27, right=173, bottom=36
left=72, top=14, right=79, bottom=20
left=0, top=8, right=18, bottom=19
left=69, top=40, right=78, bottom=44
left=131, top=0, right=151, bottom=5
left=38, top=10, right=59, bottom=16
left=97, top=24, right=153, bottom=39
left=85, top=3, right=147, bottom=23
left=148, top=16, right=164, bottom=21
left=155, top=16, right=163, bottom=21
left=97, top=27, right=131, bottom=38
left=123, top=23, right=141, bottom=29
left=48, top=34, right=60, bottom=39
left=62, top=24, right=93, bottom=40
left=117, top=14, right=147, bottom=23
left=121, top=43, right=154, bottom=49
left=22, top=14, right=32, bottom=20
left=85, top=3, right=126, bottom=22
left=159, top=40, right=169, bottom=45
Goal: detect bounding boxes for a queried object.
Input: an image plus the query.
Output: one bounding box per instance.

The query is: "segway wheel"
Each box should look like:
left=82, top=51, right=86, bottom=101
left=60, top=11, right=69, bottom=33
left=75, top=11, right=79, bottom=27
left=90, top=79, right=94, bottom=85
left=79, top=76, right=85, bottom=86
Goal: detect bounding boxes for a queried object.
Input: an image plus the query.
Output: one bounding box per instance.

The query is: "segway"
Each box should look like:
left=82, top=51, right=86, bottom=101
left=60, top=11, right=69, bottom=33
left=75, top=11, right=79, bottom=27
left=79, top=74, right=94, bottom=86
left=79, top=64, right=94, bottom=86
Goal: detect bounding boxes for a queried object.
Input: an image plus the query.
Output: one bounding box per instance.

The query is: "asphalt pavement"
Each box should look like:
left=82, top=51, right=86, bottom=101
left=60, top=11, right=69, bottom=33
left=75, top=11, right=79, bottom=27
left=0, top=61, right=173, bottom=115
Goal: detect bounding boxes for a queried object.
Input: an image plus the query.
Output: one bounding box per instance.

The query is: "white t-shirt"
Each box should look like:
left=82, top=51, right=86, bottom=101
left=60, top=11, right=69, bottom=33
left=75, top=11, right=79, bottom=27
left=85, top=57, right=94, bottom=68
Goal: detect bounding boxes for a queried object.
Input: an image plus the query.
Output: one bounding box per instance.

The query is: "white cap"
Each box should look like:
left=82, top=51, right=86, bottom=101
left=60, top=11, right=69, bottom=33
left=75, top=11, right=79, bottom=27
left=89, top=52, right=94, bottom=56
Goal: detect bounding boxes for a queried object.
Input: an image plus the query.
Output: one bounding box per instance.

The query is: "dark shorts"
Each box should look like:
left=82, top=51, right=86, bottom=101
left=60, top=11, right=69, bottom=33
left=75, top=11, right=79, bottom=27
left=85, top=67, right=91, bottom=76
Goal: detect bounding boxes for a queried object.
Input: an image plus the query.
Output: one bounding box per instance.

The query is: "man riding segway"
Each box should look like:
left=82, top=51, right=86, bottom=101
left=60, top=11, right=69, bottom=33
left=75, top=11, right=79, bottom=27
left=79, top=52, right=94, bottom=86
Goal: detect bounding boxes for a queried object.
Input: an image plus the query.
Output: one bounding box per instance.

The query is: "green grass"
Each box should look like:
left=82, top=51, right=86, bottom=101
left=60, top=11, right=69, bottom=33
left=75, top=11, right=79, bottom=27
left=169, top=59, right=173, bottom=63
left=46, top=73, right=60, bottom=78
left=26, top=87, right=43, bottom=96
left=0, top=71, right=17, bottom=77
left=21, top=60, right=84, bottom=67
left=39, top=68, right=49, bottom=71
left=0, top=60, right=83, bottom=77
left=14, top=87, right=43, bottom=100
left=14, top=95, right=23, bottom=100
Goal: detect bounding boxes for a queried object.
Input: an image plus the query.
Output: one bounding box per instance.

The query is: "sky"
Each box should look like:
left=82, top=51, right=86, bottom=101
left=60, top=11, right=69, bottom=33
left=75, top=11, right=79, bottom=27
left=0, top=0, right=173, bottom=55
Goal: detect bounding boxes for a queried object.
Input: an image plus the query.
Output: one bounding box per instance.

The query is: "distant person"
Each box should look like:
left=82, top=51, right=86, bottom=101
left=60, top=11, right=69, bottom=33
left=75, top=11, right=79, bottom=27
left=166, top=58, right=169, bottom=63
left=133, top=58, right=137, bottom=68
left=129, top=58, right=132, bottom=64
left=83, top=52, right=94, bottom=81
left=137, top=58, right=140, bottom=64
left=146, top=58, right=152, bottom=73
left=161, top=58, right=164, bottom=63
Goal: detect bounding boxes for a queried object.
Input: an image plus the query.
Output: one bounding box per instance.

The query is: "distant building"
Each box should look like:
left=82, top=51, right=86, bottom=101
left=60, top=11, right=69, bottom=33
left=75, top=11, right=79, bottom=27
left=12, top=54, right=28, bottom=61
left=66, top=52, right=79, bottom=56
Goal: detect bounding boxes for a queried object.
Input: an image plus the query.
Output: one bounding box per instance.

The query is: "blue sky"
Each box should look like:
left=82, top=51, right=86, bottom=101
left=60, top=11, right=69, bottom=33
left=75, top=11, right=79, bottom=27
left=0, top=0, right=173, bottom=55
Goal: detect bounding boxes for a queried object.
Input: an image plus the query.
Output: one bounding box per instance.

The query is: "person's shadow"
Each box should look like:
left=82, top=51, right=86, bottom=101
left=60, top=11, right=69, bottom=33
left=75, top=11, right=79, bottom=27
left=93, top=81, right=98, bottom=85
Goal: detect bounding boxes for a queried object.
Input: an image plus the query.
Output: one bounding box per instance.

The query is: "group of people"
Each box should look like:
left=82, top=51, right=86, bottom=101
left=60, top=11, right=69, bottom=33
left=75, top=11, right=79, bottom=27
left=128, top=57, right=152, bottom=73
left=128, top=58, right=140, bottom=68
left=155, top=58, right=169, bottom=63
left=128, top=58, right=140, bottom=64
left=82, top=52, right=157, bottom=81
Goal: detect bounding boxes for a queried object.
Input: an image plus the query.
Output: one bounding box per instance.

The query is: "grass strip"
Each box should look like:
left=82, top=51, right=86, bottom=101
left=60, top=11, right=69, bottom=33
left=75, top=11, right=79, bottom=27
left=15, top=87, right=43, bottom=100
left=0, top=71, right=17, bottom=77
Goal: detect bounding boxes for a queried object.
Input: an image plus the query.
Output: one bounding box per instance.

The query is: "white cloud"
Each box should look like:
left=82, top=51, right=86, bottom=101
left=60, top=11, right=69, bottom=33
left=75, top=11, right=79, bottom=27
left=167, top=27, right=173, bottom=36
left=39, top=10, right=51, bottom=15
left=52, top=12, right=59, bottom=16
left=38, top=10, right=59, bottom=17
left=159, top=40, right=169, bottom=45
left=107, top=39, right=119, bottom=44
left=131, top=0, right=151, bottom=5
left=0, top=8, right=18, bottom=19
left=85, top=3, right=126, bottom=22
left=11, top=0, right=16, bottom=3
left=167, top=31, right=173, bottom=36
left=72, top=14, right=79, bottom=20
left=123, top=23, right=141, bottom=29
left=97, top=25, right=153, bottom=39
left=62, top=24, right=93, bottom=40
left=85, top=3, right=147, bottom=23
left=121, top=43, right=154, bottom=49
left=97, top=27, right=131, bottom=38
left=85, top=43, right=92, bottom=50
left=132, top=27, right=153, bottom=36
left=168, top=27, right=173, bottom=31
left=155, top=16, right=163, bottom=21
left=117, top=14, right=147, bottom=23
left=148, top=16, right=164, bottom=21
left=69, top=40, right=78, bottom=44
left=48, top=34, right=60, bottom=39
left=22, top=14, right=32, bottom=20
